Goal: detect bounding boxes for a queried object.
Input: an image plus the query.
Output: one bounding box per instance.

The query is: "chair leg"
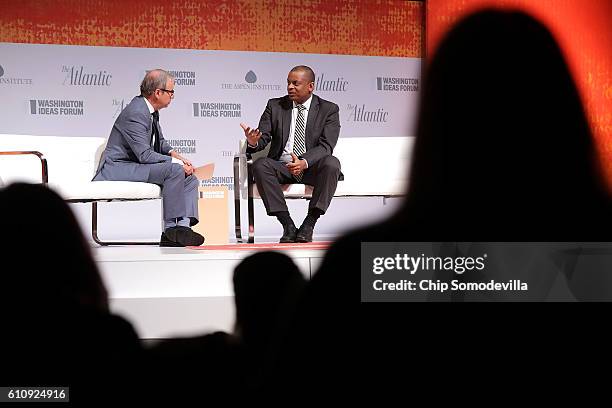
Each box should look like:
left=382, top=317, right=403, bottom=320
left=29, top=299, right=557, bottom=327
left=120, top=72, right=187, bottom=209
left=247, top=161, right=255, bottom=243
left=91, top=202, right=160, bottom=246
left=233, top=154, right=245, bottom=243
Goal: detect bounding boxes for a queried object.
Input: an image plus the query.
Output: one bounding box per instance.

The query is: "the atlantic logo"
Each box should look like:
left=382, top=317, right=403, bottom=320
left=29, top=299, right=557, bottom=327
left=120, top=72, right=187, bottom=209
left=0, top=64, right=33, bottom=85
left=221, top=70, right=282, bottom=91
left=167, top=139, right=197, bottom=155
left=30, top=99, right=84, bottom=116
left=112, top=98, right=126, bottom=119
left=62, top=65, right=112, bottom=86
left=346, top=104, right=388, bottom=122
left=376, top=76, right=419, bottom=92
left=193, top=102, right=241, bottom=118
left=315, top=73, right=349, bottom=92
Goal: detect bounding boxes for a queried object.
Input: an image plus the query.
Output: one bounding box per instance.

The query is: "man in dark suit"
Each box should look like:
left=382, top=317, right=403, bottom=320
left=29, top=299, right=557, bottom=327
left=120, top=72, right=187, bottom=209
left=93, top=69, right=204, bottom=247
left=241, top=65, right=341, bottom=243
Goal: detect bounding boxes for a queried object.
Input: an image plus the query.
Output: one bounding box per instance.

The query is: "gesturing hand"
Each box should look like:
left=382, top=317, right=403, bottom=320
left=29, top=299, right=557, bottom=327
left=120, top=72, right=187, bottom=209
left=240, top=122, right=261, bottom=147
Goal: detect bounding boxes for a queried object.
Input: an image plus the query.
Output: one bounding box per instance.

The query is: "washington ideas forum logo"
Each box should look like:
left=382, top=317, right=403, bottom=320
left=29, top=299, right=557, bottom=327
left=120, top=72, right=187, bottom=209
left=193, top=102, right=241, bottom=118
left=0, top=64, right=33, bottom=85
left=202, top=175, right=234, bottom=191
left=221, top=70, right=282, bottom=91
left=62, top=65, right=112, bottom=86
left=376, top=76, right=419, bottom=92
left=167, top=139, right=197, bottom=155
left=168, top=70, right=197, bottom=86
left=30, top=99, right=84, bottom=116
left=146, top=69, right=197, bottom=86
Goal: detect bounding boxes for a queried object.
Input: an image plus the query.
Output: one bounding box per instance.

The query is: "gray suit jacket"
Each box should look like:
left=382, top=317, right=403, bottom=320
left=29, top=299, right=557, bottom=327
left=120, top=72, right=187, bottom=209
left=93, top=95, right=172, bottom=182
left=247, top=94, right=342, bottom=175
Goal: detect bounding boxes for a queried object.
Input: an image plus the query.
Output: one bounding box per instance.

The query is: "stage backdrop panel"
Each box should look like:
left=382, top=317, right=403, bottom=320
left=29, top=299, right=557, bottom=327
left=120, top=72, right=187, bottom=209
left=0, top=43, right=420, bottom=240
left=0, top=0, right=423, bottom=240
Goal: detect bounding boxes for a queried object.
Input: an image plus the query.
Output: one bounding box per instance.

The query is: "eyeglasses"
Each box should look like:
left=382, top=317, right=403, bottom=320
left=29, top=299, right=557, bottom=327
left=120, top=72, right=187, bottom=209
left=158, top=88, right=175, bottom=97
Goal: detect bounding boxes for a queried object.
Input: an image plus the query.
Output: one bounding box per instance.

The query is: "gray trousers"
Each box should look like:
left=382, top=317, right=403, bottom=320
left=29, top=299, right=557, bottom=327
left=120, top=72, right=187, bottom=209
left=147, top=163, right=199, bottom=226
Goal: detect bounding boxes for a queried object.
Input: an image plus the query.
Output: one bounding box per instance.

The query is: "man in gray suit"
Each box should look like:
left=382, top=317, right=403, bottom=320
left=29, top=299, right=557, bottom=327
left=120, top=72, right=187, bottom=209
left=94, top=69, right=204, bottom=247
left=240, top=65, right=342, bottom=243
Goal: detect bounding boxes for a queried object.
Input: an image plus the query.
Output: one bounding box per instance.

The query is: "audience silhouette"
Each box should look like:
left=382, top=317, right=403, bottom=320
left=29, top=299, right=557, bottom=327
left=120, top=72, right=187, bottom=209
left=233, top=252, right=306, bottom=388
left=2, top=8, right=610, bottom=401
left=320, top=9, right=612, bottom=300
left=263, top=9, right=612, bottom=397
left=146, top=251, right=305, bottom=399
left=0, top=183, right=143, bottom=401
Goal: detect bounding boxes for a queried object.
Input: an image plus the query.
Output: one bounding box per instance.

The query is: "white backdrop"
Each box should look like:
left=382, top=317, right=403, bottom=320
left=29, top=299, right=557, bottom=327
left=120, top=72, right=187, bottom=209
left=0, top=42, right=421, bottom=241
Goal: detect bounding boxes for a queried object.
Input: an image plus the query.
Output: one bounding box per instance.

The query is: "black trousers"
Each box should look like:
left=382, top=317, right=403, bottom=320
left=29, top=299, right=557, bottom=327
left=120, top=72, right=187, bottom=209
left=252, top=155, right=341, bottom=215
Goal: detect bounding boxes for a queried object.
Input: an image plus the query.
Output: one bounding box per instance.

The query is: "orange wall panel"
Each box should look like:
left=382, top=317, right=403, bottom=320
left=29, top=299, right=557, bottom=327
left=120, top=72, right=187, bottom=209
left=0, top=0, right=423, bottom=57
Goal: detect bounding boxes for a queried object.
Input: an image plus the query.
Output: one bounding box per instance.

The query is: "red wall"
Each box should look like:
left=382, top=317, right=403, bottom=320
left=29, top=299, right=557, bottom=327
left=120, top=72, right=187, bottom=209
left=0, top=0, right=423, bottom=57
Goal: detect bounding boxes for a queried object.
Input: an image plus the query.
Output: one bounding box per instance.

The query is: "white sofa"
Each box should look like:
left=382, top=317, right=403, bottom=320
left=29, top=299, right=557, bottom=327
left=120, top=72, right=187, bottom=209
left=0, top=134, right=162, bottom=245
left=233, top=136, right=415, bottom=243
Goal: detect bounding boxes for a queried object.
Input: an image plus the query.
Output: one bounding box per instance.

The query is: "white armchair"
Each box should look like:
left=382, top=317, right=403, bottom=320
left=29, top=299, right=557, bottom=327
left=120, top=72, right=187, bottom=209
left=0, top=134, right=162, bottom=245
left=233, top=136, right=415, bottom=243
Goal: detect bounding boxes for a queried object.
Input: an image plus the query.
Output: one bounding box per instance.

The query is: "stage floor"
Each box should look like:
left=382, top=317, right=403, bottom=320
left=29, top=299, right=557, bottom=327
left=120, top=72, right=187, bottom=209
left=92, top=242, right=330, bottom=339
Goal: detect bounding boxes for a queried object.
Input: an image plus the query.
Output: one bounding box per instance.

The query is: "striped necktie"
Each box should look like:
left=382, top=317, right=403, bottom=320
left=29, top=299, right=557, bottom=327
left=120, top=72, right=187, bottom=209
left=293, top=104, right=306, bottom=181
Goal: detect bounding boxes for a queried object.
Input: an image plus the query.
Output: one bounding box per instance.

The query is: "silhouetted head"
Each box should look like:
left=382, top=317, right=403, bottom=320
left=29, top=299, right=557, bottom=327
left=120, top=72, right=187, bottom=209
left=0, top=183, right=108, bottom=314
left=233, top=252, right=306, bottom=352
left=401, top=10, right=609, bottom=239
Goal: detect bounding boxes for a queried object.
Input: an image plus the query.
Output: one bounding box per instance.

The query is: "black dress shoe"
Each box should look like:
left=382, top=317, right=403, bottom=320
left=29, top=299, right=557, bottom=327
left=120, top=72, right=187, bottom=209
left=160, top=232, right=183, bottom=247
left=160, top=226, right=205, bottom=247
left=295, top=223, right=314, bottom=243
left=279, top=224, right=298, bottom=243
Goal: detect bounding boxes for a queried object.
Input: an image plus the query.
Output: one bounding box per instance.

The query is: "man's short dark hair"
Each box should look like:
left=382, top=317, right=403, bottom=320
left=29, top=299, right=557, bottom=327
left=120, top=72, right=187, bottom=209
left=290, top=65, right=315, bottom=83
left=140, top=69, right=174, bottom=97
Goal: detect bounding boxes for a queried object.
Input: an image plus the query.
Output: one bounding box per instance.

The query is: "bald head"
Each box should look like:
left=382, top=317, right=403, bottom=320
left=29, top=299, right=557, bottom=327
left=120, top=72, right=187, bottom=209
left=290, top=65, right=315, bottom=84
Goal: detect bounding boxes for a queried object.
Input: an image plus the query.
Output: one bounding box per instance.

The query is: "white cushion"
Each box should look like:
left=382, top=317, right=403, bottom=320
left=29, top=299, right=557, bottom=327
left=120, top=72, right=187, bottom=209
left=53, top=181, right=161, bottom=201
left=0, top=134, right=161, bottom=202
left=244, top=136, right=415, bottom=199
left=252, top=183, right=313, bottom=199
left=0, top=134, right=106, bottom=184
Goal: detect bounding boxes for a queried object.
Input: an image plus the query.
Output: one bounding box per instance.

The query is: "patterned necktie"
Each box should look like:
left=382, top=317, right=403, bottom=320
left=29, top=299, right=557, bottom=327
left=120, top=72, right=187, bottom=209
left=293, top=104, right=306, bottom=181
left=151, top=111, right=161, bottom=153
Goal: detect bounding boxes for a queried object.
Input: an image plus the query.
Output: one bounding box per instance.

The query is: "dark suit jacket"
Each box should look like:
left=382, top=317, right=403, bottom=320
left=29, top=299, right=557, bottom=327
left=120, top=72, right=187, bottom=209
left=93, top=95, right=172, bottom=182
left=247, top=94, right=342, bottom=178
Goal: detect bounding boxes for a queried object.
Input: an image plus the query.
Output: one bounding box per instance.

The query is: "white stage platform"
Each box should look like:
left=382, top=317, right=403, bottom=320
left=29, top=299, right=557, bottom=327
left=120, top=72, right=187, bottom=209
left=93, top=245, right=326, bottom=339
